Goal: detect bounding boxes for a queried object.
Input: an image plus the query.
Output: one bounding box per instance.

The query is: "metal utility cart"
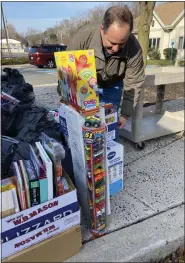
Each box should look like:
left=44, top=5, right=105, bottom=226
left=119, top=67, right=184, bottom=149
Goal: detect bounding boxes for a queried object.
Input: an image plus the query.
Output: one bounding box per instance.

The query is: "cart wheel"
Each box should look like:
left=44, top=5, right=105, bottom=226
left=135, top=142, right=145, bottom=150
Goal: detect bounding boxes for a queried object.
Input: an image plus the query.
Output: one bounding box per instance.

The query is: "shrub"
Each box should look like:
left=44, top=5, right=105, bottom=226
left=148, top=48, right=161, bottom=60
left=163, top=48, right=177, bottom=60
left=178, top=60, right=185, bottom=67
left=1, top=57, right=29, bottom=65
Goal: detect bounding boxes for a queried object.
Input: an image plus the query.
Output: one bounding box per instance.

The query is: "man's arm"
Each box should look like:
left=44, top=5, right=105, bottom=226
left=120, top=47, right=145, bottom=118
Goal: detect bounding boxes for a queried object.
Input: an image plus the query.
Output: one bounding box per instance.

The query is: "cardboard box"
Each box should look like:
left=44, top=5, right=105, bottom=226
left=55, top=50, right=99, bottom=113
left=1, top=172, right=80, bottom=259
left=3, top=225, right=82, bottom=262
left=59, top=103, right=111, bottom=218
left=106, top=140, right=124, bottom=196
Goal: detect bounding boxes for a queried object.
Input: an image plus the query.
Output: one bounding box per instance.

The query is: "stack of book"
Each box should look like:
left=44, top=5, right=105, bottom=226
left=1, top=139, right=70, bottom=218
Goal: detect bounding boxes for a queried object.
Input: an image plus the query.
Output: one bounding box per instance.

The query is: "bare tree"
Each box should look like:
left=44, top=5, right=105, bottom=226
left=138, top=1, right=156, bottom=67
left=128, top=2, right=140, bottom=18
left=88, top=5, right=106, bottom=24
left=49, top=33, right=58, bottom=44
left=25, top=28, right=43, bottom=46
left=1, top=23, right=21, bottom=40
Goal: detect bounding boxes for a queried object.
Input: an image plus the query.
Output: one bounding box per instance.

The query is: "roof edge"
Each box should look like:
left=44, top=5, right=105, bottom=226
left=153, top=8, right=185, bottom=29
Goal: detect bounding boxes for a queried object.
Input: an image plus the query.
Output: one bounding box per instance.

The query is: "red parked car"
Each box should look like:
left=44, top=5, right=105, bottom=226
left=28, top=44, right=67, bottom=68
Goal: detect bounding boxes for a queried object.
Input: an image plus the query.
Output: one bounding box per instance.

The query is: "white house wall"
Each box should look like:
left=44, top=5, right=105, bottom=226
left=140, top=14, right=184, bottom=59
left=149, top=16, right=164, bottom=58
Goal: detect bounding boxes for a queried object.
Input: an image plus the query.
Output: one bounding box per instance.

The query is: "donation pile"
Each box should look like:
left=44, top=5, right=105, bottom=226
left=55, top=49, right=124, bottom=237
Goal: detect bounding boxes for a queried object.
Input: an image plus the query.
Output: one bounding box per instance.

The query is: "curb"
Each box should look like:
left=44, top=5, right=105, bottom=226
left=65, top=205, right=184, bottom=262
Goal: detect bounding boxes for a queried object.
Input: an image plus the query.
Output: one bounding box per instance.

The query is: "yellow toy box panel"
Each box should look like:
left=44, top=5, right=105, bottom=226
left=54, top=51, right=78, bottom=107
left=54, top=50, right=99, bottom=113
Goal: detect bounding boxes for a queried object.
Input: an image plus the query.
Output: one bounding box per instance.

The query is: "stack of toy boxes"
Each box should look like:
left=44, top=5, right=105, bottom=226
left=56, top=50, right=124, bottom=225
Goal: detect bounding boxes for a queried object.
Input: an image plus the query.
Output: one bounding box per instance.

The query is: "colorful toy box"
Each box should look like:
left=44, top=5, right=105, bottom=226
left=82, top=124, right=107, bottom=237
left=100, top=103, right=118, bottom=142
left=106, top=140, right=124, bottom=196
left=54, top=50, right=99, bottom=114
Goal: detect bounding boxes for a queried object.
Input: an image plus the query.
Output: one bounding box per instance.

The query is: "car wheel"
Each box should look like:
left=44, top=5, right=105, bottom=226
left=37, top=65, right=44, bottom=68
left=47, top=59, right=55, bottom=68
left=94, top=122, right=100, bottom=128
left=85, top=121, right=91, bottom=127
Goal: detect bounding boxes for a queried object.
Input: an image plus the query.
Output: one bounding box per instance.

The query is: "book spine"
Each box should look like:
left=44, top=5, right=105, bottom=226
left=24, top=160, right=40, bottom=207
left=29, top=180, right=40, bottom=206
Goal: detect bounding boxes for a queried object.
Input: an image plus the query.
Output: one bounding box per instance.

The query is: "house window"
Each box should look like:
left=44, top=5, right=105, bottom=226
left=178, top=37, right=184, bottom=49
left=151, top=20, right=155, bottom=27
left=149, top=38, right=160, bottom=49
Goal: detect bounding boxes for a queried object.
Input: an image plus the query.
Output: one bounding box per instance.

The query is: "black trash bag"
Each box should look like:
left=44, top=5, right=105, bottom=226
left=15, top=105, right=48, bottom=134
left=2, top=68, right=25, bottom=88
left=14, top=105, right=62, bottom=144
left=1, top=111, right=18, bottom=137
left=16, top=121, right=62, bottom=144
left=2, top=67, right=35, bottom=105
left=2, top=83, right=35, bottom=105
left=1, top=136, right=31, bottom=179
left=1, top=136, right=18, bottom=179
left=1, top=93, right=35, bottom=137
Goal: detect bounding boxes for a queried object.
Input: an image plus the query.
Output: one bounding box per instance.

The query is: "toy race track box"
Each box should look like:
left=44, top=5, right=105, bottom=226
left=82, top=122, right=107, bottom=237
left=1, top=171, right=80, bottom=259
left=106, top=140, right=124, bottom=196
left=3, top=225, right=81, bottom=262
left=54, top=50, right=99, bottom=114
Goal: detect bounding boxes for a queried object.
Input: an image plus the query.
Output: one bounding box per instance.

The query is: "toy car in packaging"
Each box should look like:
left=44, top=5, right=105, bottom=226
left=54, top=50, right=99, bottom=113
left=82, top=125, right=107, bottom=237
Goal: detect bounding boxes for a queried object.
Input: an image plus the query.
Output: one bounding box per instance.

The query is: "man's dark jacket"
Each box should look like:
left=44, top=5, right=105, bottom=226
left=58, top=25, right=145, bottom=117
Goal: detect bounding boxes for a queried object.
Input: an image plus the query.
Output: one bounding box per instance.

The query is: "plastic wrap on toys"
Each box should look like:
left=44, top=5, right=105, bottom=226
left=82, top=117, right=107, bottom=237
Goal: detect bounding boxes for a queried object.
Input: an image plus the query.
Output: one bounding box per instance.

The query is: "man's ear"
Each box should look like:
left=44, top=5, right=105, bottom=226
left=100, top=24, right=104, bottom=31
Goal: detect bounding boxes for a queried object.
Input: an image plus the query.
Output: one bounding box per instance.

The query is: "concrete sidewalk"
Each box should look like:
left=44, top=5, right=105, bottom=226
left=65, top=98, right=184, bottom=262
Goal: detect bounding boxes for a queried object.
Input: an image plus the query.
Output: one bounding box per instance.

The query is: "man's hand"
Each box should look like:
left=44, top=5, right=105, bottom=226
left=118, top=115, right=128, bottom=129
left=58, top=95, right=62, bottom=105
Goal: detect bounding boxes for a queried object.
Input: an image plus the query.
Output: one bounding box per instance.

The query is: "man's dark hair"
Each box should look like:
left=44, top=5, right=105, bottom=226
left=102, top=6, right=133, bottom=32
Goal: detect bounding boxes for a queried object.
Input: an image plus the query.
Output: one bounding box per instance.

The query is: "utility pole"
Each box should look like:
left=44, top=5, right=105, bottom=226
left=1, top=3, right=12, bottom=59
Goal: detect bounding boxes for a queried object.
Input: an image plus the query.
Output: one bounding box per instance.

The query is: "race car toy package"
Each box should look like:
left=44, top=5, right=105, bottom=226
left=82, top=119, right=107, bottom=237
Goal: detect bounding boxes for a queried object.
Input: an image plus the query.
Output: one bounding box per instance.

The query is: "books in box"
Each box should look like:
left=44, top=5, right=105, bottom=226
left=35, top=142, right=53, bottom=202
left=1, top=190, right=16, bottom=218
left=13, top=162, right=27, bottom=211
left=1, top=172, right=80, bottom=259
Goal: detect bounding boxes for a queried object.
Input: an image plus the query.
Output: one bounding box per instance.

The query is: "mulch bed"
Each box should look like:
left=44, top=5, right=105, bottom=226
left=157, top=246, right=184, bottom=263
left=144, top=83, right=184, bottom=105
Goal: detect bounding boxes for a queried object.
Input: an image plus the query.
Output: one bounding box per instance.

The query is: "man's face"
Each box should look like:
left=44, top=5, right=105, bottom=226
left=100, top=23, right=130, bottom=55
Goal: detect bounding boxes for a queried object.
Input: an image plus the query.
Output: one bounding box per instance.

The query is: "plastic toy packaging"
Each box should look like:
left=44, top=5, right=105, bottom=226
left=82, top=117, right=107, bottom=237
left=54, top=50, right=99, bottom=114
left=39, top=132, right=66, bottom=197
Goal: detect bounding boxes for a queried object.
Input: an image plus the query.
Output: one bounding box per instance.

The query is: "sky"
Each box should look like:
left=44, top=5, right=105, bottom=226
left=2, top=1, right=165, bottom=34
left=2, top=1, right=108, bottom=33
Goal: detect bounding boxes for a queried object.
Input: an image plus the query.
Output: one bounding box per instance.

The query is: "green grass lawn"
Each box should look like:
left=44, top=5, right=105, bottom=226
left=1, top=57, right=29, bottom=65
